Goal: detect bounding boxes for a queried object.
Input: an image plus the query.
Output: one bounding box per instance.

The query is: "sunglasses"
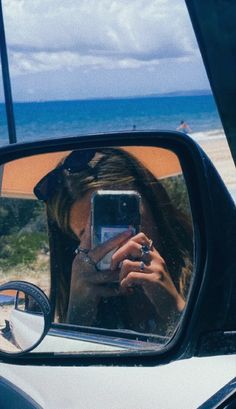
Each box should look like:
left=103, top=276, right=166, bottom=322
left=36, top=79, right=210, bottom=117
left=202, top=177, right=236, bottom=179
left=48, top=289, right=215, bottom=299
left=34, top=149, right=96, bottom=201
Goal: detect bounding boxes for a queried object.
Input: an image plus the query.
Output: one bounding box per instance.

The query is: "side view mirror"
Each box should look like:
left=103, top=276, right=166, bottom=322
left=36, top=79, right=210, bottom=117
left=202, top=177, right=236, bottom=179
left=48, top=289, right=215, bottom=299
left=0, top=281, right=51, bottom=355
left=0, top=131, right=234, bottom=365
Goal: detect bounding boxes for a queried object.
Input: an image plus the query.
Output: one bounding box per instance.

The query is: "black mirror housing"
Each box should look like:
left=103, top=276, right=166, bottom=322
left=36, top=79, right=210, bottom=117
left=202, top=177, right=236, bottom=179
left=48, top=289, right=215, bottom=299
left=0, top=130, right=234, bottom=366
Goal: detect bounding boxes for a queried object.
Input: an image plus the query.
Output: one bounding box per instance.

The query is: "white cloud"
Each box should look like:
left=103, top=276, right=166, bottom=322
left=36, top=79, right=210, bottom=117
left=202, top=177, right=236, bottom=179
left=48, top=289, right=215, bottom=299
left=3, top=0, right=199, bottom=76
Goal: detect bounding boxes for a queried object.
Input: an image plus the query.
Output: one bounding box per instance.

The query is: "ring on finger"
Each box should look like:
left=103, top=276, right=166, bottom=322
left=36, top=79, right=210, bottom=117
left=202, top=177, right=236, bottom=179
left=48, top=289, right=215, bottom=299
left=140, top=261, right=145, bottom=271
left=140, top=242, right=152, bottom=259
left=78, top=251, right=98, bottom=270
left=140, top=245, right=149, bottom=258
left=140, top=238, right=153, bottom=259
left=75, top=246, right=90, bottom=255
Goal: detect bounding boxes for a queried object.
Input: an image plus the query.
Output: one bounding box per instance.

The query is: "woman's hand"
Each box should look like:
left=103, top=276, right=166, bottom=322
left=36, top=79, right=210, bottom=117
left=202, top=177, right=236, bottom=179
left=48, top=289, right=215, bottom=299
left=66, top=229, right=133, bottom=325
left=111, top=233, right=185, bottom=328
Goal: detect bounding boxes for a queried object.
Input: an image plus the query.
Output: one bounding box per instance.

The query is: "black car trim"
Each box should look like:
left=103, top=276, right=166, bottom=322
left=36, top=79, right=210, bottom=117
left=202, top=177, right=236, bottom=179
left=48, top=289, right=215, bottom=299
left=0, top=377, right=42, bottom=409
left=198, top=377, right=236, bottom=409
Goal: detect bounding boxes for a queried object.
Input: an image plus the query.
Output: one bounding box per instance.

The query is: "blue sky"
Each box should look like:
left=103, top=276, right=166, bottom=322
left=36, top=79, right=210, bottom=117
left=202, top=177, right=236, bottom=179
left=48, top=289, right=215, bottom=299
left=1, top=0, right=210, bottom=101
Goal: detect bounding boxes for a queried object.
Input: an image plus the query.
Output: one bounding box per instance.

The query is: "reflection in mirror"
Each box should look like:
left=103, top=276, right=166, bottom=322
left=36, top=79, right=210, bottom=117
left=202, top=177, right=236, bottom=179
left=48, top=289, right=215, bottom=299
left=0, top=146, right=194, bottom=354
left=0, top=287, right=45, bottom=354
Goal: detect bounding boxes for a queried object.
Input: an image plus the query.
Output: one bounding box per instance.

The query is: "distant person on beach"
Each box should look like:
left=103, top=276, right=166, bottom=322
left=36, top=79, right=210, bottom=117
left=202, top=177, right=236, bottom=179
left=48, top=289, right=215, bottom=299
left=132, top=124, right=136, bottom=131
left=176, top=120, right=192, bottom=134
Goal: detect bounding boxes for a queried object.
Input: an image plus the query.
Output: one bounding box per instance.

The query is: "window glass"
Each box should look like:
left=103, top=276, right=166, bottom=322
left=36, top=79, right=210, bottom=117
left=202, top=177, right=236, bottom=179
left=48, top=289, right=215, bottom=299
left=1, top=1, right=235, bottom=199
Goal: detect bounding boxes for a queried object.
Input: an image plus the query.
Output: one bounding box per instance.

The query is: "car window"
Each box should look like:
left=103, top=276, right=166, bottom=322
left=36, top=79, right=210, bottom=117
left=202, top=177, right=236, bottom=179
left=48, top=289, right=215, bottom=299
left=1, top=1, right=235, bottom=200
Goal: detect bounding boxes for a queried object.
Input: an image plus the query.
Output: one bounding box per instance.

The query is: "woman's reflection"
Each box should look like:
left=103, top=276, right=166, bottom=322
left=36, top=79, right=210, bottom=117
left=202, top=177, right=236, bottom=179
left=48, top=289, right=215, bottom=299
left=34, top=148, right=193, bottom=336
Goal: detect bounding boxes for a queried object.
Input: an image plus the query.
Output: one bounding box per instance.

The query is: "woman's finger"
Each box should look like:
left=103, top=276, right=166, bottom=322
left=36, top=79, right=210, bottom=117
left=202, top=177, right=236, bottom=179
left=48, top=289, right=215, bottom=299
left=119, top=259, right=153, bottom=281
left=111, top=233, right=153, bottom=270
left=131, top=232, right=153, bottom=247
left=111, top=241, right=143, bottom=270
left=79, top=217, right=92, bottom=249
left=120, top=271, right=158, bottom=288
left=89, top=229, right=133, bottom=264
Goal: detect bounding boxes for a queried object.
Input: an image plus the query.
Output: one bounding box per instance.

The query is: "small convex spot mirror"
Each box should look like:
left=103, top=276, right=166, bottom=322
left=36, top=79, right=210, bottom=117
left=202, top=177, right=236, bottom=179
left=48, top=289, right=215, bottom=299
left=0, top=281, right=51, bottom=355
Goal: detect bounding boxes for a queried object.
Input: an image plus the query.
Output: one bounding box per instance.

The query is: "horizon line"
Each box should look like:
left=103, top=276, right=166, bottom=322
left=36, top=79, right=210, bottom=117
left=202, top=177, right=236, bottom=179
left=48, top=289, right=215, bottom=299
left=0, top=88, right=212, bottom=104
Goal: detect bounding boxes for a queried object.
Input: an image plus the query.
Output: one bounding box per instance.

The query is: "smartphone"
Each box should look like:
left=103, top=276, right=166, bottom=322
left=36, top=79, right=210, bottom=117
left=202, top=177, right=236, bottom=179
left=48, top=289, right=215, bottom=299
left=91, top=190, right=141, bottom=270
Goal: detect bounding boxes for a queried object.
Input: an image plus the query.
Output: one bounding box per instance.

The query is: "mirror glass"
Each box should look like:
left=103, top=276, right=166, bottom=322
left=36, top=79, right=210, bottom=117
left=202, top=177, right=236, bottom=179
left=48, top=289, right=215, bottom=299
left=0, top=288, right=45, bottom=353
left=0, top=146, right=194, bottom=354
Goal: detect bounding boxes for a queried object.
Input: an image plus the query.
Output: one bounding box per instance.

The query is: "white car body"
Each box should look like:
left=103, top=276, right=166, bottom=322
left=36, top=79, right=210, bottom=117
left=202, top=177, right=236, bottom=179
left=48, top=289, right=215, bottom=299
left=0, top=355, right=235, bottom=408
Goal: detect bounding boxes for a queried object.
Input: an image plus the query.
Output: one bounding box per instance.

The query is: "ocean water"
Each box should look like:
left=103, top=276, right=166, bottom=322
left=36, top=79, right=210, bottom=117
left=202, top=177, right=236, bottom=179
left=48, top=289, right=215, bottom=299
left=0, top=95, right=223, bottom=145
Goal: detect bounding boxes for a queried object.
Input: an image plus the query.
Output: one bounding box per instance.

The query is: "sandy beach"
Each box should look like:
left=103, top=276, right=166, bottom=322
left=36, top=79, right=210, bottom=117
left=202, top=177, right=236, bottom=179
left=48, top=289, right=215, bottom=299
left=192, top=130, right=236, bottom=198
